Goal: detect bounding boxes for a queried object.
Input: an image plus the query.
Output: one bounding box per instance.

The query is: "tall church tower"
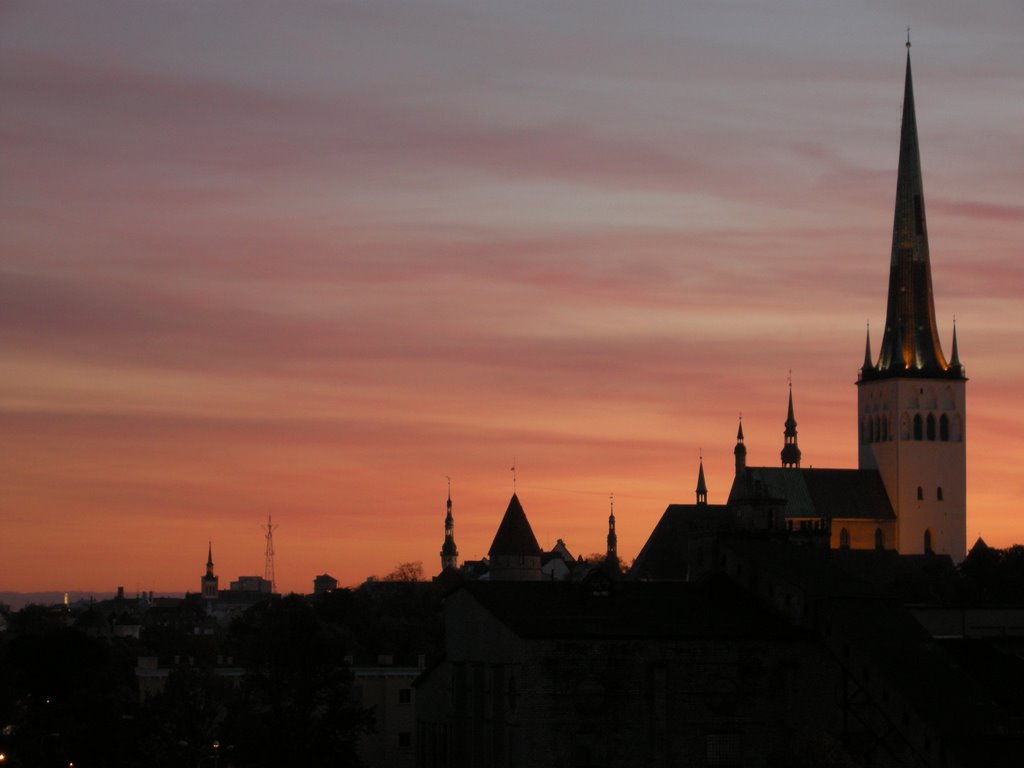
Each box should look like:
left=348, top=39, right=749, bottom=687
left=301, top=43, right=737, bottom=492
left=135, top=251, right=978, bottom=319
left=440, top=481, right=459, bottom=571
left=857, top=42, right=966, bottom=561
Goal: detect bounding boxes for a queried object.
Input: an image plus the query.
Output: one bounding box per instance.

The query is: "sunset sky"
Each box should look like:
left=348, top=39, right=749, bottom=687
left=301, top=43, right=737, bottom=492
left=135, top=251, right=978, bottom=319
left=2, top=1, right=1023, bottom=595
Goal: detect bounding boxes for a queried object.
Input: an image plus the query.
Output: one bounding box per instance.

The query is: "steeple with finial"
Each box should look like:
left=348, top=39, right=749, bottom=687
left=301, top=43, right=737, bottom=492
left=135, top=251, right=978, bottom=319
left=201, top=541, right=218, bottom=601
left=440, top=477, right=458, bottom=571
left=695, top=454, right=708, bottom=505
left=781, top=379, right=802, bottom=468
left=606, top=494, right=618, bottom=563
left=864, top=31, right=961, bottom=381
left=856, top=38, right=967, bottom=563
left=734, top=417, right=746, bottom=475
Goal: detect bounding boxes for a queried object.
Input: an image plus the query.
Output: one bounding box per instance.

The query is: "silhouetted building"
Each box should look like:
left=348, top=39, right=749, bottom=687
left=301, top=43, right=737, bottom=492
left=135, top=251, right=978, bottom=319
left=440, top=484, right=459, bottom=572
left=487, top=494, right=543, bottom=581
left=201, top=541, right=218, bottom=601
left=313, top=573, right=338, bottom=595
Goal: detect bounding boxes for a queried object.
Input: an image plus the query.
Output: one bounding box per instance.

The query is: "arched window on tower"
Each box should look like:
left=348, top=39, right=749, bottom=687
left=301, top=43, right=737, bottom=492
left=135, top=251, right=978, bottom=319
left=901, top=413, right=911, bottom=440
left=839, top=528, right=850, bottom=549
left=874, top=528, right=884, bottom=550
left=913, top=414, right=923, bottom=440
left=917, top=486, right=924, bottom=501
left=926, top=413, right=936, bottom=441
left=939, top=414, right=949, bottom=442
left=937, top=487, right=943, bottom=501
left=924, top=529, right=934, bottom=555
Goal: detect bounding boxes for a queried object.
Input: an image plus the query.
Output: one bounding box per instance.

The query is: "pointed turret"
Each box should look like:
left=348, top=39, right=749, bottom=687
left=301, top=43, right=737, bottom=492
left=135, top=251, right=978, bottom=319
left=780, top=384, right=802, bottom=468
left=488, top=493, right=543, bottom=581
left=734, top=418, right=746, bottom=475
left=949, top=319, right=963, bottom=375
left=440, top=481, right=458, bottom=571
left=695, top=457, right=708, bottom=505
left=201, top=541, right=218, bottom=601
left=869, top=45, right=959, bottom=380
left=606, top=496, right=618, bottom=563
left=862, top=324, right=874, bottom=374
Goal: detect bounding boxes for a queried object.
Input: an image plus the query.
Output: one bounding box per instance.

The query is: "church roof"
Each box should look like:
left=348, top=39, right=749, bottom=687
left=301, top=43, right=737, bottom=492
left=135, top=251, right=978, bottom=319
left=630, top=503, right=731, bottom=580
left=488, top=493, right=542, bottom=557
left=867, top=49, right=960, bottom=381
left=728, top=467, right=895, bottom=521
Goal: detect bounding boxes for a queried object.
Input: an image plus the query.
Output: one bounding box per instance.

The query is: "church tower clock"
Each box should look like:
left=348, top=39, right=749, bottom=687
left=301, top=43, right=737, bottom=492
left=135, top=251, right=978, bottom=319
left=857, top=42, right=966, bottom=561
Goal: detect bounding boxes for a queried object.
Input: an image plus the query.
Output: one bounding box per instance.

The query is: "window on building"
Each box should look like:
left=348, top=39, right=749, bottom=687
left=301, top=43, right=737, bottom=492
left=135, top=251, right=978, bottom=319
left=839, top=528, right=850, bottom=549
left=875, top=528, right=884, bottom=550
left=939, top=413, right=950, bottom=441
left=399, top=687, right=412, bottom=704
left=924, top=529, right=934, bottom=555
left=913, top=414, right=923, bottom=440
left=937, top=487, right=943, bottom=501
left=926, top=413, right=936, bottom=441
left=917, top=486, right=923, bottom=500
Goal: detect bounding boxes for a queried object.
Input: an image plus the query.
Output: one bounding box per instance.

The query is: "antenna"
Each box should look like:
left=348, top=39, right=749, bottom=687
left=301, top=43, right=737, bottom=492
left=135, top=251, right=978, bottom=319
left=263, top=514, right=278, bottom=593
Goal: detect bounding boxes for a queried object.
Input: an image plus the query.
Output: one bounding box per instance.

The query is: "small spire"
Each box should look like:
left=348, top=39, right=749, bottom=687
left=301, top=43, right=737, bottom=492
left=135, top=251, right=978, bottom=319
left=734, top=416, right=746, bottom=475
left=906, top=26, right=911, bottom=49
left=781, top=381, right=802, bottom=468
left=863, top=322, right=874, bottom=372
left=440, top=478, right=458, bottom=570
left=950, top=318, right=962, bottom=369
left=606, top=493, right=618, bottom=562
left=695, top=455, right=708, bottom=505
left=207, top=541, right=213, bottom=568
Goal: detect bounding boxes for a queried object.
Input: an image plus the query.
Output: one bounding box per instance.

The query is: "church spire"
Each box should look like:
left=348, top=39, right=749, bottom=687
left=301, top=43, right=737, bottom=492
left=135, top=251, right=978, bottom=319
left=781, top=382, right=802, bottom=468
left=606, top=494, right=618, bottom=562
left=206, top=541, right=214, bottom=576
left=695, top=456, right=708, bottom=505
left=870, top=42, right=957, bottom=379
left=862, top=323, right=874, bottom=373
left=440, top=478, right=458, bottom=571
left=734, top=417, right=746, bottom=475
left=950, top=318, right=963, bottom=374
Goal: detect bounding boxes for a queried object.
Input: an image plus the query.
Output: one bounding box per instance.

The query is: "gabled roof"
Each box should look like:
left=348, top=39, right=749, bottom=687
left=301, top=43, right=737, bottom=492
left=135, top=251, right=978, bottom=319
left=488, top=493, right=542, bottom=557
left=728, top=467, right=895, bottom=521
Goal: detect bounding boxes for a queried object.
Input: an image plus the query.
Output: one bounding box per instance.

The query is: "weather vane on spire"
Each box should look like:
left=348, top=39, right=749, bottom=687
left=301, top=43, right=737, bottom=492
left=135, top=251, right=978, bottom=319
left=906, top=27, right=911, bottom=48
left=511, top=459, right=517, bottom=492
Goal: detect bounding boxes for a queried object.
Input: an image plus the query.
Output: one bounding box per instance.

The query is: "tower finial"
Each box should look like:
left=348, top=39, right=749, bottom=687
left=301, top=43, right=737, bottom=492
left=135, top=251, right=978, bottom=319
left=906, top=27, right=911, bottom=49
left=511, top=459, right=517, bottom=493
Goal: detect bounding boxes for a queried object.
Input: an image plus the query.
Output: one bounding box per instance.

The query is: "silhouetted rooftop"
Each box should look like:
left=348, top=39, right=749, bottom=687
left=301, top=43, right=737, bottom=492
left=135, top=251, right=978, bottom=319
left=488, top=493, right=542, bottom=557
left=729, top=467, right=895, bottom=520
